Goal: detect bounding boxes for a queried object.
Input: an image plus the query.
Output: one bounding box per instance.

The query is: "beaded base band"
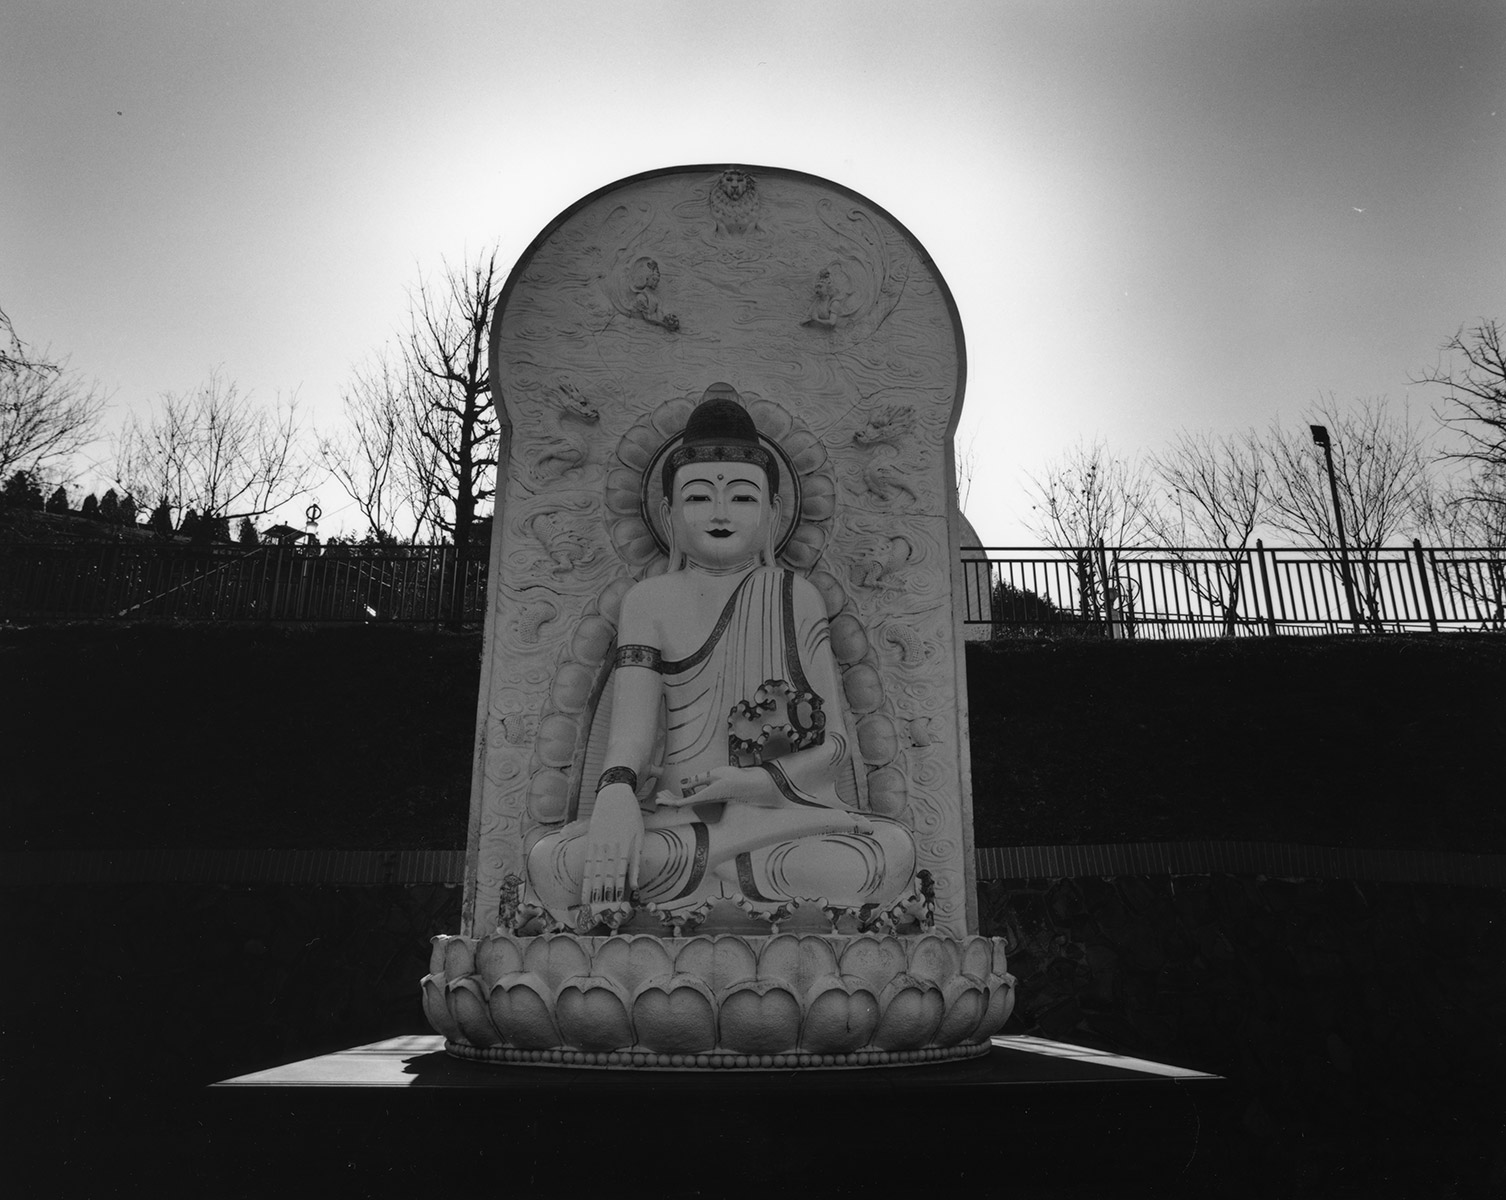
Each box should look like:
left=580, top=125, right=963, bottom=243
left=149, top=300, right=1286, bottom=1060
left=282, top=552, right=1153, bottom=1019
left=445, top=1039, right=992, bottom=1071
left=598, top=766, right=638, bottom=793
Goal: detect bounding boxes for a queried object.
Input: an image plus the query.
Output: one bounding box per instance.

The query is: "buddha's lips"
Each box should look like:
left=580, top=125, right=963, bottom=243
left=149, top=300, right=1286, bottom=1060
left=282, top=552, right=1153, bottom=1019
left=709, top=530, right=733, bottom=538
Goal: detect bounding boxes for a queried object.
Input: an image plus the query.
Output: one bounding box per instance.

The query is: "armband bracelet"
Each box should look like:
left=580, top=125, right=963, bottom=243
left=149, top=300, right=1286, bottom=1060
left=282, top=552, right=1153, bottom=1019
left=615, top=644, right=664, bottom=672
left=597, top=766, right=638, bottom=793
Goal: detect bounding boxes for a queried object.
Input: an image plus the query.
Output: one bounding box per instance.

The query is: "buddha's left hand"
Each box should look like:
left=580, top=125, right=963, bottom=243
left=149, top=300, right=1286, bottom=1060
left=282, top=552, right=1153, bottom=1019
left=662, top=765, right=782, bottom=808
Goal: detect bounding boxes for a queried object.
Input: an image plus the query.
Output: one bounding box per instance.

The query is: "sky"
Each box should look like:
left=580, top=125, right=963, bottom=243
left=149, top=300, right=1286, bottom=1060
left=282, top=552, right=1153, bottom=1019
left=3, top=0, right=1502, bottom=542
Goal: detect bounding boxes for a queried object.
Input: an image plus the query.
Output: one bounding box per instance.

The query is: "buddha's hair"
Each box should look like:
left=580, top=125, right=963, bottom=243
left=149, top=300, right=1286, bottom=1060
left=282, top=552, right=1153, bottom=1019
left=661, top=383, right=779, bottom=497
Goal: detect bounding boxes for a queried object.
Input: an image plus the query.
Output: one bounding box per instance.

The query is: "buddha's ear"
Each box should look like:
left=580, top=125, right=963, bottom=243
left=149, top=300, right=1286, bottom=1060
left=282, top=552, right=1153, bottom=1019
left=762, top=493, right=783, bottom=566
left=660, top=496, right=683, bottom=570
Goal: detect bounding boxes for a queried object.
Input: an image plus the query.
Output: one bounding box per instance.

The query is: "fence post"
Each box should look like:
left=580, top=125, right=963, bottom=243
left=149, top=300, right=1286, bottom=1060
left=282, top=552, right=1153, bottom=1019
left=1254, top=541, right=1277, bottom=636
left=1095, top=539, right=1120, bottom=639
left=1412, top=538, right=1439, bottom=633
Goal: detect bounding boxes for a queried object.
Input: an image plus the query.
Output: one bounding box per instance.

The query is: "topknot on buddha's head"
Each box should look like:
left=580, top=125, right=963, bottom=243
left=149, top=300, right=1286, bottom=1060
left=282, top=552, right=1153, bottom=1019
left=662, top=383, right=779, bottom=496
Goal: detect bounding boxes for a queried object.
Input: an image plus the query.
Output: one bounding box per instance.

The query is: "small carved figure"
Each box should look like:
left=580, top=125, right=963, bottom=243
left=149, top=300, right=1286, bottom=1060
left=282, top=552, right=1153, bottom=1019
left=802, top=266, right=840, bottom=328
left=627, top=257, right=680, bottom=331
left=528, top=511, right=599, bottom=577
left=709, top=169, right=760, bottom=236
left=509, top=598, right=560, bottom=645
left=882, top=621, right=931, bottom=664
left=850, top=535, right=914, bottom=594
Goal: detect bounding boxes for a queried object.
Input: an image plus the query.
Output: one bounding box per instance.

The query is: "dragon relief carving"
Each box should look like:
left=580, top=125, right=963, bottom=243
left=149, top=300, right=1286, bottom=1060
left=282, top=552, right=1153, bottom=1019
left=852, top=404, right=920, bottom=507
left=530, top=381, right=601, bottom=483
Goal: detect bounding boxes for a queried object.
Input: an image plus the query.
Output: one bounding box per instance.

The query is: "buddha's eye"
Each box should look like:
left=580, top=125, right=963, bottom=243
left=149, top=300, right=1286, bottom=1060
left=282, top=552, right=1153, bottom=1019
left=683, top=493, right=711, bottom=503
left=731, top=494, right=759, bottom=504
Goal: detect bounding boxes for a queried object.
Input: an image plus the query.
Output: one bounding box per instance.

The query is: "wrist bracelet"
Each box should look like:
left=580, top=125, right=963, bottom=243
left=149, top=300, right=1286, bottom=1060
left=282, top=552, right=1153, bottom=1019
left=598, top=766, right=638, bottom=793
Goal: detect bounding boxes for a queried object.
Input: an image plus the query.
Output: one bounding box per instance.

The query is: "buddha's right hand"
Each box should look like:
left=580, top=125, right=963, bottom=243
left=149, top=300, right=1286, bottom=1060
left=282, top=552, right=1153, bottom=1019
left=581, top=783, right=643, bottom=910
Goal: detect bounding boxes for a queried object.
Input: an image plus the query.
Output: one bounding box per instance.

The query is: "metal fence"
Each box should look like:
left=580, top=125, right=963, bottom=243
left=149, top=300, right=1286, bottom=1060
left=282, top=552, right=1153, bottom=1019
left=5, top=539, right=1503, bottom=635
left=0, top=542, right=487, bottom=624
left=963, top=542, right=1506, bottom=638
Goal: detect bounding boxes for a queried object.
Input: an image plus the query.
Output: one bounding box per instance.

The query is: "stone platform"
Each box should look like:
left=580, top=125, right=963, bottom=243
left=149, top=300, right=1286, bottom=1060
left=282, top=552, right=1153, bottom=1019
left=199, top=1036, right=1232, bottom=1191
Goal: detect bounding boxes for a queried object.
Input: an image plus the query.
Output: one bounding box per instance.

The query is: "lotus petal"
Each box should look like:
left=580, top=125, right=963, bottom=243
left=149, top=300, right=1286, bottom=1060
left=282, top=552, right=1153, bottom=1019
left=441, top=936, right=476, bottom=980
left=526, top=768, right=570, bottom=823
left=631, top=974, right=717, bottom=1055
left=971, top=973, right=1017, bottom=1040
left=801, top=975, right=880, bottom=1054
left=718, top=980, right=802, bottom=1054
left=571, top=615, right=615, bottom=664
left=856, top=713, right=899, bottom=766
left=672, top=935, right=758, bottom=992
left=650, top=397, right=695, bottom=437
left=487, top=971, right=559, bottom=1049
left=872, top=974, right=945, bottom=1051
left=933, top=975, right=988, bottom=1047
left=534, top=713, right=580, bottom=769
left=806, top=571, right=847, bottom=618
left=555, top=974, right=634, bottom=1051
left=447, top=976, right=502, bottom=1047
left=422, top=972, right=462, bottom=1042
left=597, top=577, right=634, bottom=623
left=841, top=663, right=883, bottom=714
left=864, top=765, right=907, bottom=816
left=758, top=934, right=838, bottom=995
left=551, top=663, right=596, bottom=714
left=428, top=935, right=456, bottom=976
left=523, top=933, right=593, bottom=992
left=592, top=936, right=675, bottom=995
left=475, top=935, right=525, bottom=988
left=827, top=614, right=869, bottom=665
left=747, top=399, right=792, bottom=440
left=783, top=428, right=828, bottom=474
left=960, top=936, right=993, bottom=982
left=839, top=935, right=907, bottom=997
left=906, top=934, right=960, bottom=988
left=992, top=940, right=1010, bottom=977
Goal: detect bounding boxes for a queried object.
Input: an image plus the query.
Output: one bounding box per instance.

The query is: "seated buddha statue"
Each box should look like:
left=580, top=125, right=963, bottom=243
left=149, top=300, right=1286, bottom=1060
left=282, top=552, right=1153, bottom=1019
left=527, top=386, right=918, bottom=932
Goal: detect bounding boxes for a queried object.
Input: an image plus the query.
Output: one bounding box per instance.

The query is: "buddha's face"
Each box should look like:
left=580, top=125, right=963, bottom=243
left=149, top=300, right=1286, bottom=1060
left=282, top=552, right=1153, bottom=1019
left=667, top=460, right=776, bottom=570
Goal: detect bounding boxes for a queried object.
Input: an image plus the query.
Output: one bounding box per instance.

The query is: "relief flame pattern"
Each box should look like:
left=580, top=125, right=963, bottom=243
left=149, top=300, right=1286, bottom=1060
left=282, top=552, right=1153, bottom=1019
left=423, top=931, right=1014, bottom=1069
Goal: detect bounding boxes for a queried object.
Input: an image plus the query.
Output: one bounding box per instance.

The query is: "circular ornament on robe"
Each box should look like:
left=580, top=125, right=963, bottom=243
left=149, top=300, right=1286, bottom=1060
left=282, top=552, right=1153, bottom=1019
left=605, top=393, right=835, bottom=573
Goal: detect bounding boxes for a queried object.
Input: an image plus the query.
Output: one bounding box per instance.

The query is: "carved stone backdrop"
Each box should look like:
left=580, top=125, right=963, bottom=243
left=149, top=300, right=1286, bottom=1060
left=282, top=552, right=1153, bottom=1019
left=467, top=166, right=975, bottom=937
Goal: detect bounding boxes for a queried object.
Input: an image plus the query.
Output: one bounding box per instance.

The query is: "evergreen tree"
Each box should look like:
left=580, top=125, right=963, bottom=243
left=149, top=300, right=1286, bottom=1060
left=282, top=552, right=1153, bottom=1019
left=46, top=485, right=70, bottom=514
left=204, top=513, right=231, bottom=543
left=80, top=492, right=100, bottom=519
left=3, top=470, right=45, bottom=510
left=179, top=507, right=201, bottom=540
left=98, top=488, right=122, bottom=523
left=148, top=498, right=174, bottom=537
left=237, top=516, right=260, bottom=546
left=119, top=495, right=138, bottom=526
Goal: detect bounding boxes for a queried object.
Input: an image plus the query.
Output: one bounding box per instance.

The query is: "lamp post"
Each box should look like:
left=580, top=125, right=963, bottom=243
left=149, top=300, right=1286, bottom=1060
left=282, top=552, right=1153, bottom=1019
left=1309, top=425, right=1359, bottom=632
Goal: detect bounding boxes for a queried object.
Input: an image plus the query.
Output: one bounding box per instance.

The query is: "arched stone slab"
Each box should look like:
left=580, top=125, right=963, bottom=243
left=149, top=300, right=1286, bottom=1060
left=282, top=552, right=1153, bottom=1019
left=466, top=165, right=977, bottom=937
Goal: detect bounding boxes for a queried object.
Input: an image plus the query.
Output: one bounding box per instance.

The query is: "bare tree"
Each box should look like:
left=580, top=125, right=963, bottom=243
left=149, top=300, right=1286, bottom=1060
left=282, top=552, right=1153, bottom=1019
left=1413, top=319, right=1506, bottom=499
left=1266, top=395, right=1434, bottom=628
left=1, top=313, right=108, bottom=482
left=118, top=369, right=315, bottom=528
left=320, top=353, right=431, bottom=542
left=1147, top=429, right=1269, bottom=635
left=400, top=248, right=502, bottom=549
left=1025, top=438, right=1158, bottom=628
